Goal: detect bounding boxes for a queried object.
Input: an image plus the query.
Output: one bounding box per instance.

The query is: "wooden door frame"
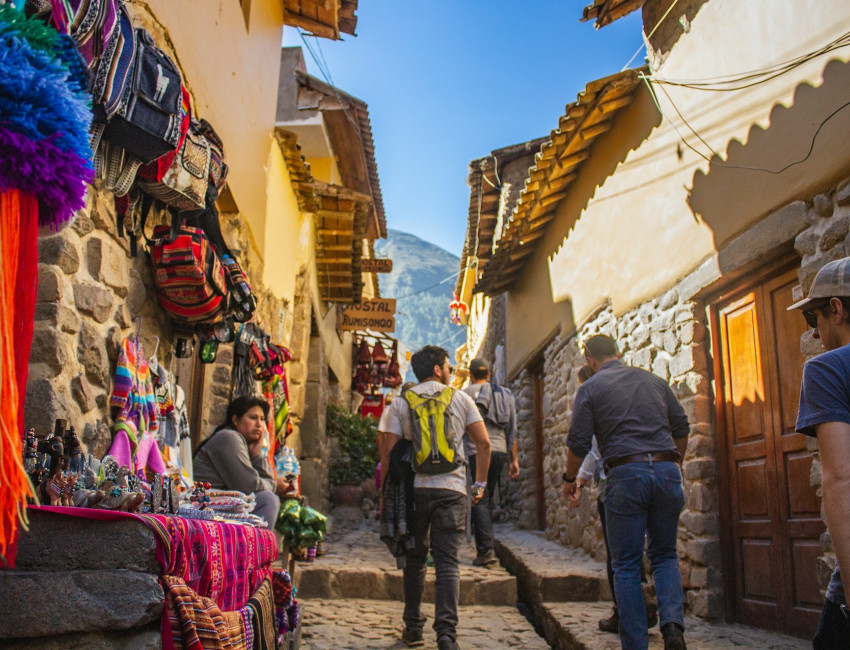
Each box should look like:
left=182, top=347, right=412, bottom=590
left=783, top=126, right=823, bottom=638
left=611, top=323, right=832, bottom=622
left=706, top=258, right=801, bottom=624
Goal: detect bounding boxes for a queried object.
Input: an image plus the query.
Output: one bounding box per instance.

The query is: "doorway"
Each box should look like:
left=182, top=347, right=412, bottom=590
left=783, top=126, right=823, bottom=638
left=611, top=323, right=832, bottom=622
left=711, top=264, right=824, bottom=637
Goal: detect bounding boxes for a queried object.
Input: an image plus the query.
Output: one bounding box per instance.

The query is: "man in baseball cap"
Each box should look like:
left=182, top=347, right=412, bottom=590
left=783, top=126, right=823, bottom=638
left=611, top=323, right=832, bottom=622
left=790, top=257, right=850, bottom=647
left=463, top=357, right=519, bottom=567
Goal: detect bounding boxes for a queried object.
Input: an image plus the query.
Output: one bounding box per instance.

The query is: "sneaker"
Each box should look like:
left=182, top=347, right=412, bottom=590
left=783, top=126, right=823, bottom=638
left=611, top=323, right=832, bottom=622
left=646, top=602, right=658, bottom=628
left=598, top=607, right=619, bottom=633
left=437, top=637, right=459, bottom=650
left=661, top=622, right=687, bottom=650
left=401, top=626, right=424, bottom=647
left=472, top=550, right=499, bottom=567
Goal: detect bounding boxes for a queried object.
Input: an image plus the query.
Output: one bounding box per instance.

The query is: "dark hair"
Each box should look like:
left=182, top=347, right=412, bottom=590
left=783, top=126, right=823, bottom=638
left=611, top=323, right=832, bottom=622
left=577, top=364, right=593, bottom=384
left=583, top=334, right=619, bottom=361
left=218, top=395, right=270, bottom=432
left=410, top=345, right=449, bottom=382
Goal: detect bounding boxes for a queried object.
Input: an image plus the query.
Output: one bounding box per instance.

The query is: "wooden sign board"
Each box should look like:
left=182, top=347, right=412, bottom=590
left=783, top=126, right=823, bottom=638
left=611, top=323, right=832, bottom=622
left=362, top=258, right=393, bottom=273
left=339, top=298, right=396, bottom=332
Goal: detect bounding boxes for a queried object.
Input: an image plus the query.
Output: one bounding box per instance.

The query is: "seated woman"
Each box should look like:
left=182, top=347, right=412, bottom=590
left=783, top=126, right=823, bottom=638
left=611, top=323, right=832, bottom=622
left=193, top=395, right=287, bottom=528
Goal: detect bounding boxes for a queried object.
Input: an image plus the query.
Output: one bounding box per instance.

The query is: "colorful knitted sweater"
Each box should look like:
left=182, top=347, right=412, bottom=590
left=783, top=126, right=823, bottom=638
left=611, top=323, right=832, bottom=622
left=110, top=337, right=158, bottom=434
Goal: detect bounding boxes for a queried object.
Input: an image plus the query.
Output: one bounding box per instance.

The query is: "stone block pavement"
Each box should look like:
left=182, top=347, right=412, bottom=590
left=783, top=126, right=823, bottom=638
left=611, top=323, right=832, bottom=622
left=294, top=516, right=810, bottom=649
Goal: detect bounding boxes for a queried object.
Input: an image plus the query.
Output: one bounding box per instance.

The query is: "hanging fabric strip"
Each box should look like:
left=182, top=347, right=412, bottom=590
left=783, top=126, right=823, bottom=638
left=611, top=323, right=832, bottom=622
left=0, top=189, right=39, bottom=567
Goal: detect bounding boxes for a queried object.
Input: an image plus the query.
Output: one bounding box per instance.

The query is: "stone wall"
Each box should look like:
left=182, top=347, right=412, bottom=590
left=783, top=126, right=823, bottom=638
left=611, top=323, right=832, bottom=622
left=791, top=172, right=850, bottom=587
left=28, top=182, right=174, bottom=455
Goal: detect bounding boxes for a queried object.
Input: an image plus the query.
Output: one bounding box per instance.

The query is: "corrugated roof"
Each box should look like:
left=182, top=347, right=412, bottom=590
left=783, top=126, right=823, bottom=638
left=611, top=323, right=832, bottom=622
left=581, top=0, right=644, bottom=27
left=283, top=0, right=358, bottom=40
left=295, top=70, right=387, bottom=240
left=476, top=68, right=646, bottom=296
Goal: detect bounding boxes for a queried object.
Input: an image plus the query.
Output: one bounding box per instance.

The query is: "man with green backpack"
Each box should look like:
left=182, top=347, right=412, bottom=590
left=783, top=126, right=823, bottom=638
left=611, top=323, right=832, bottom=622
left=380, top=345, right=491, bottom=650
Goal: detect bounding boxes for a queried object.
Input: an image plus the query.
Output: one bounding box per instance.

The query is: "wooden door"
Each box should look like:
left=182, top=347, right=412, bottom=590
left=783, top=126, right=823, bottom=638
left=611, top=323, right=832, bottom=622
left=713, top=267, right=824, bottom=637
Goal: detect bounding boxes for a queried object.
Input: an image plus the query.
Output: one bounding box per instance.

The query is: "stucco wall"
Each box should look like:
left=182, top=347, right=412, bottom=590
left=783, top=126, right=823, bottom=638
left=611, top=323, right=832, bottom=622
left=139, top=0, right=286, bottom=257
left=515, top=0, right=850, bottom=376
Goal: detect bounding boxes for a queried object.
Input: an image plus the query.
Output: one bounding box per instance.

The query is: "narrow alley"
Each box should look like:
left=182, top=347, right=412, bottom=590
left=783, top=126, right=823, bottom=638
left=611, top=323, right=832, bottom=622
left=293, top=513, right=810, bottom=649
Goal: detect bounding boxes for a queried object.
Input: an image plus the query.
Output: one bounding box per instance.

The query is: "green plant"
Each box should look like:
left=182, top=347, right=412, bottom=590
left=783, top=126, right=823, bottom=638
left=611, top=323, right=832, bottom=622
left=326, top=405, right=378, bottom=484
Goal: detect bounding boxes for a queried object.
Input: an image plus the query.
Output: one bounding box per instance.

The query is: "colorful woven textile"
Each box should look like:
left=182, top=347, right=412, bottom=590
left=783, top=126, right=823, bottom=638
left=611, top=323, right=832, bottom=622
left=246, top=577, right=277, bottom=650
left=138, top=513, right=278, bottom=611
left=32, top=507, right=278, bottom=612
left=163, top=574, right=247, bottom=650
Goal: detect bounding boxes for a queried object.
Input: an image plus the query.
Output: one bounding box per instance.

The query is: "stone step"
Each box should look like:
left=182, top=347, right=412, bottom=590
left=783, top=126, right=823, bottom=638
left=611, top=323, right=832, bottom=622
left=493, top=523, right=611, bottom=606
left=294, top=564, right=517, bottom=606
left=298, top=598, right=549, bottom=649
left=536, top=601, right=808, bottom=650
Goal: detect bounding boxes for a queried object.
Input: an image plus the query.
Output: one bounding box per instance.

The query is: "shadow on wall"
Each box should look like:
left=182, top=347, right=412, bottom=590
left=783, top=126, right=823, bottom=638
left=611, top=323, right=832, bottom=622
left=689, top=57, right=850, bottom=262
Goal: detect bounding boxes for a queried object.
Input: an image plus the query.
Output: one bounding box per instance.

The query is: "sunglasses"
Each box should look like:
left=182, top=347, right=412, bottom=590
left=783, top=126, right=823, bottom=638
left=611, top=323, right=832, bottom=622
left=448, top=365, right=455, bottom=374
left=802, top=300, right=832, bottom=329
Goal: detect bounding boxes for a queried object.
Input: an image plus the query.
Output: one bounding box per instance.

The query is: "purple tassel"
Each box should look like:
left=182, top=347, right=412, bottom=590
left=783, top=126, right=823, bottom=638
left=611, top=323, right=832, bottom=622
left=0, top=127, right=92, bottom=227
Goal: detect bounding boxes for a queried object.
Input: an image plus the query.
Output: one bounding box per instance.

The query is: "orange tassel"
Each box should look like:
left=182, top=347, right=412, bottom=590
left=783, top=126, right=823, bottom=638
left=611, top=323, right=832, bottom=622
left=0, top=189, right=39, bottom=566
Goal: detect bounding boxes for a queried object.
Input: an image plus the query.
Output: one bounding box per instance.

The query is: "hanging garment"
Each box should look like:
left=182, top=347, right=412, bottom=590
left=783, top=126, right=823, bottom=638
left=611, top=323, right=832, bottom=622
left=110, top=336, right=158, bottom=433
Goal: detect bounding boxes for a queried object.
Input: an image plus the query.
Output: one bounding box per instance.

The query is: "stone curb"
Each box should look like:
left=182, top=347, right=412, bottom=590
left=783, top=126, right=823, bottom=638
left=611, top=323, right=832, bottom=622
left=294, top=565, right=517, bottom=606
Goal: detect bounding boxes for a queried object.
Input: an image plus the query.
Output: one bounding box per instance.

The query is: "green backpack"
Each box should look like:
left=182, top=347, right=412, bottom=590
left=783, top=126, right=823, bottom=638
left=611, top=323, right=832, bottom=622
left=404, top=387, right=464, bottom=475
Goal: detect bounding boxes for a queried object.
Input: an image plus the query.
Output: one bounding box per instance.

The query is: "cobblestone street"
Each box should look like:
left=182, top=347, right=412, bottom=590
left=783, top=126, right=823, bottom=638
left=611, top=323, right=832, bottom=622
left=294, top=516, right=811, bottom=649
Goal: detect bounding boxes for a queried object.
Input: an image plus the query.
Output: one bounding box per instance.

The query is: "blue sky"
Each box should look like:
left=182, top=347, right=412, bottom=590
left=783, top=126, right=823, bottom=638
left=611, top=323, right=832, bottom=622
left=283, top=2, right=645, bottom=256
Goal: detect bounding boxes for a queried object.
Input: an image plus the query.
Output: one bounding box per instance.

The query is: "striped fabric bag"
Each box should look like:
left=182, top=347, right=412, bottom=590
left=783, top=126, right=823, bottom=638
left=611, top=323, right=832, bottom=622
left=150, top=224, right=228, bottom=324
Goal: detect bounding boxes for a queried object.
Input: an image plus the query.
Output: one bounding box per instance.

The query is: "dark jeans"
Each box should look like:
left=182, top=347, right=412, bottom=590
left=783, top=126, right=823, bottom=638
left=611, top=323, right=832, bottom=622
left=469, top=451, right=507, bottom=556
left=598, top=496, right=647, bottom=609
left=605, top=460, right=685, bottom=650
left=813, top=599, right=850, bottom=649
left=403, top=488, right=466, bottom=642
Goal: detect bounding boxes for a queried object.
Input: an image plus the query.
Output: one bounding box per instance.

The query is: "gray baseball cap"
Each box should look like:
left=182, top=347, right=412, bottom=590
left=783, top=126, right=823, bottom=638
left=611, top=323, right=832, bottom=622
left=788, top=257, right=850, bottom=310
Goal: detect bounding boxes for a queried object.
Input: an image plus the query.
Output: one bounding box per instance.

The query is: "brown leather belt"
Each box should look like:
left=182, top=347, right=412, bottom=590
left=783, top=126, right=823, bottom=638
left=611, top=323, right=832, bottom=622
left=604, top=451, right=680, bottom=472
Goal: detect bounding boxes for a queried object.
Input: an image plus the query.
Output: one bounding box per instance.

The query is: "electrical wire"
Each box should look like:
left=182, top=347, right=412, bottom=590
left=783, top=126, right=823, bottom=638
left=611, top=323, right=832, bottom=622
left=641, top=75, right=850, bottom=174
left=297, top=29, right=361, bottom=133
left=395, top=269, right=462, bottom=301
left=647, top=31, right=850, bottom=91
left=621, top=0, right=683, bottom=71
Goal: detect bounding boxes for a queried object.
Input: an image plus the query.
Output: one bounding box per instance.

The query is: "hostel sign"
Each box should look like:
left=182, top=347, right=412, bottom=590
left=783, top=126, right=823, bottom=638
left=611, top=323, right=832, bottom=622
left=340, top=298, right=396, bottom=332
left=362, top=258, right=393, bottom=273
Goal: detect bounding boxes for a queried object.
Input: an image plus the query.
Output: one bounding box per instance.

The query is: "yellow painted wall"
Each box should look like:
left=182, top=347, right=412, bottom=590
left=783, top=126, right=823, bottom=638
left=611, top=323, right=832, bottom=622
left=263, top=145, right=302, bottom=303
left=305, top=156, right=341, bottom=185
left=141, top=0, right=285, bottom=259
left=505, top=0, right=850, bottom=375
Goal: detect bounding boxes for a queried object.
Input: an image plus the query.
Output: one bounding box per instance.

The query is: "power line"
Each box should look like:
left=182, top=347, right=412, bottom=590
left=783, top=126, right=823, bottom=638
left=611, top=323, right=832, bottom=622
left=394, top=269, right=462, bottom=300
left=641, top=75, right=850, bottom=174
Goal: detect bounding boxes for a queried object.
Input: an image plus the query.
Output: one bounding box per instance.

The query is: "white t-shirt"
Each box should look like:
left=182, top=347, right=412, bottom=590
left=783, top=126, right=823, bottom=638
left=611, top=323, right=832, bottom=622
left=381, top=380, right=483, bottom=495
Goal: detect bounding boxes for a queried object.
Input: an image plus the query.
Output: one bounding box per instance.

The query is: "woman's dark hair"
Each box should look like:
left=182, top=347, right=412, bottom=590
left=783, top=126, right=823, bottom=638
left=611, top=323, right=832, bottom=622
left=577, top=364, right=593, bottom=384
left=410, top=345, right=449, bottom=382
left=217, top=395, right=270, bottom=432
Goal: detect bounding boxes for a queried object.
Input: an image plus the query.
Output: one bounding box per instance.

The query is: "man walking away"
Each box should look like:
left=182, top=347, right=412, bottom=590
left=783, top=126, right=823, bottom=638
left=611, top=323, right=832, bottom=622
left=568, top=364, right=658, bottom=634
left=789, top=257, right=850, bottom=648
left=463, top=357, right=519, bottom=567
left=562, top=334, right=689, bottom=650
left=381, top=346, right=491, bottom=650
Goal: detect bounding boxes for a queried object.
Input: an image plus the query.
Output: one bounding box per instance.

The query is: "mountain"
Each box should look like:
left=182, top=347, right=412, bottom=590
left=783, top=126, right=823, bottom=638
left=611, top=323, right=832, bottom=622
left=374, top=229, right=464, bottom=355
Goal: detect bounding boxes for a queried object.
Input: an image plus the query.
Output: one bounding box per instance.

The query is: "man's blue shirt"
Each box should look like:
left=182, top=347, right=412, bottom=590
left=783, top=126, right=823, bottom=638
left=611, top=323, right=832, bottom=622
left=796, top=343, right=850, bottom=437
left=795, top=343, right=850, bottom=604
left=567, top=359, right=689, bottom=462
